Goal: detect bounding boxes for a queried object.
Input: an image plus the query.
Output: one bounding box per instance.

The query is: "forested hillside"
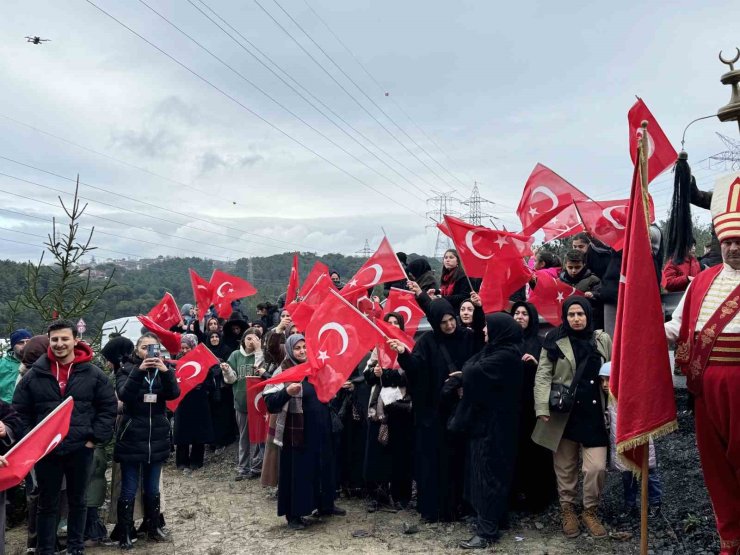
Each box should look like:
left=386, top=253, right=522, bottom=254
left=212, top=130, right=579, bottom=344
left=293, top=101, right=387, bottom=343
left=0, top=253, right=439, bottom=337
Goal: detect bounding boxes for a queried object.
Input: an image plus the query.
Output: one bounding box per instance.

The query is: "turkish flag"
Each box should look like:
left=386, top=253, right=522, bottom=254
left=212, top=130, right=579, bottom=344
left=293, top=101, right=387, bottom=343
left=146, top=292, right=181, bottom=330
left=517, top=163, right=590, bottom=235
left=610, top=161, right=677, bottom=473
left=373, top=316, right=415, bottom=369
left=384, top=287, right=425, bottom=337
left=479, top=259, right=532, bottom=313
left=541, top=203, right=585, bottom=242
left=298, top=262, right=332, bottom=298
left=441, top=215, right=534, bottom=278
left=189, top=269, right=213, bottom=313
left=306, top=290, right=385, bottom=402
left=138, top=315, right=182, bottom=355
left=0, top=397, right=74, bottom=491
left=209, top=269, right=257, bottom=318
left=286, top=254, right=300, bottom=306
left=628, top=98, right=677, bottom=185
left=357, top=296, right=383, bottom=319
left=341, top=237, right=407, bottom=299
left=166, top=344, right=218, bottom=412
left=246, top=376, right=268, bottom=443
left=575, top=197, right=656, bottom=251
left=527, top=270, right=584, bottom=326
left=287, top=273, right=335, bottom=332
left=252, top=362, right=313, bottom=391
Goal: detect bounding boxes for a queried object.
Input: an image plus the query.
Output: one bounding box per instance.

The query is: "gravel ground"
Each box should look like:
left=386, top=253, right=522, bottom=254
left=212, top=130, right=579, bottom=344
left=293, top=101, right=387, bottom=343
left=5, top=390, right=720, bottom=554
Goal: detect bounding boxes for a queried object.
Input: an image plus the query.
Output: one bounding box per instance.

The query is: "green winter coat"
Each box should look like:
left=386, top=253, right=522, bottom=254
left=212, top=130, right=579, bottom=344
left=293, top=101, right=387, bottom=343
left=225, top=349, right=257, bottom=413
left=531, top=331, right=612, bottom=452
left=0, top=350, right=21, bottom=403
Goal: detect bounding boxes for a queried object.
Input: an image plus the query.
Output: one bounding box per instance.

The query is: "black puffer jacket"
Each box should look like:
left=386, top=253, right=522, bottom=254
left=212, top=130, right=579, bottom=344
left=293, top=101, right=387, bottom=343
left=0, top=401, right=24, bottom=455
left=114, top=357, right=180, bottom=464
left=12, top=344, right=117, bottom=456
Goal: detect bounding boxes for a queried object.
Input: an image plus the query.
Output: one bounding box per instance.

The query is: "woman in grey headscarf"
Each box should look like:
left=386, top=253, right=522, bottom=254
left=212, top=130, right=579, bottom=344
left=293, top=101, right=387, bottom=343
left=263, top=334, right=344, bottom=529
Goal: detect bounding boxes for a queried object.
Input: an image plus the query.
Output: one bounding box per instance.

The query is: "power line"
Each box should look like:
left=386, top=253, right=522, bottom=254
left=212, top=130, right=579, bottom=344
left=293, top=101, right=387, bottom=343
left=266, top=0, right=465, bottom=194
left=301, top=0, right=474, bottom=192
left=82, top=0, right=426, bottom=218
left=188, top=0, right=434, bottom=200
left=0, top=179, right=249, bottom=259
left=253, top=0, right=450, bottom=193
left=0, top=155, right=304, bottom=252
left=136, top=0, right=430, bottom=205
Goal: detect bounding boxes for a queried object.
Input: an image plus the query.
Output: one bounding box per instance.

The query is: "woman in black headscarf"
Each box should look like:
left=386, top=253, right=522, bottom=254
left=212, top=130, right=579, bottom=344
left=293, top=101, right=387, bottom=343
left=205, top=331, right=237, bottom=453
left=451, top=313, right=523, bottom=549
left=389, top=297, right=485, bottom=522
left=509, top=302, right=557, bottom=513
left=406, top=257, right=437, bottom=293
left=532, top=297, right=612, bottom=540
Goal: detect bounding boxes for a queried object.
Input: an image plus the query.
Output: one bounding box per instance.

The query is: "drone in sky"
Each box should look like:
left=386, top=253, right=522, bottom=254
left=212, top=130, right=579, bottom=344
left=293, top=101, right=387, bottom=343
left=25, top=36, right=51, bottom=45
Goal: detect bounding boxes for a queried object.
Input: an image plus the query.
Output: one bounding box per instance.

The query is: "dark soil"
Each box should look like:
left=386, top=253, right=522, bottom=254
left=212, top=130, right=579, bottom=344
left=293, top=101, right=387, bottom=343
left=4, top=390, right=721, bottom=554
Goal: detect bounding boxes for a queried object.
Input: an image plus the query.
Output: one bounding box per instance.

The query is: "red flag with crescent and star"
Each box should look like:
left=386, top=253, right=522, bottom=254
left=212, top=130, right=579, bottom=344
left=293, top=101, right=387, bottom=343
left=373, top=316, right=415, bottom=369
left=574, top=197, right=656, bottom=251
left=209, top=269, right=257, bottom=318
left=246, top=376, right=268, bottom=443
left=287, top=273, right=335, bottom=332
left=137, top=315, right=182, bottom=355
left=166, top=344, right=218, bottom=412
left=628, top=98, right=677, bottom=185
left=479, top=258, right=533, bottom=314
left=0, top=397, right=74, bottom=491
left=341, top=237, right=407, bottom=300
left=527, top=270, right=584, bottom=326
left=441, top=215, right=534, bottom=278
left=306, top=289, right=385, bottom=402
left=610, top=158, right=677, bottom=473
left=286, top=254, right=300, bottom=306
left=384, top=288, right=426, bottom=338
left=146, top=292, right=181, bottom=330
left=541, top=203, right=585, bottom=242
left=189, top=269, right=213, bottom=313
left=517, top=163, right=590, bottom=235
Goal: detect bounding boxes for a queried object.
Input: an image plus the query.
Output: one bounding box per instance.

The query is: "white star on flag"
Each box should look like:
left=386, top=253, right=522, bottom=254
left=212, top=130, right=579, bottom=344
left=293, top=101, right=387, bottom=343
left=556, top=292, right=564, bottom=303
left=528, top=206, right=539, bottom=218
left=347, top=279, right=358, bottom=288
left=494, top=235, right=509, bottom=248
left=317, top=350, right=330, bottom=363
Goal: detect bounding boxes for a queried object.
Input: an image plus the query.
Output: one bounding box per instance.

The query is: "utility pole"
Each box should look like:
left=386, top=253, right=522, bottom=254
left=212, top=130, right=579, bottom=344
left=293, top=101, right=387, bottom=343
left=246, top=257, right=255, bottom=283
left=710, top=133, right=740, bottom=170
left=461, top=182, right=498, bottom=226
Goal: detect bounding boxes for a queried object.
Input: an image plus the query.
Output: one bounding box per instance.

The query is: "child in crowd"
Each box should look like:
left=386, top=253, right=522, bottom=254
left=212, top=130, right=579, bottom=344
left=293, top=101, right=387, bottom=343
left=600, top=362, right=663, bottom=519
left=559, top=249, right=601, bottom=299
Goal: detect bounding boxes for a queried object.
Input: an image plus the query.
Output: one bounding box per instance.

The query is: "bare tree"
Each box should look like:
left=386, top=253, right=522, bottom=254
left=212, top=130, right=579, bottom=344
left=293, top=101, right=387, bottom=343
left=12, top=177, right=116, bottom=327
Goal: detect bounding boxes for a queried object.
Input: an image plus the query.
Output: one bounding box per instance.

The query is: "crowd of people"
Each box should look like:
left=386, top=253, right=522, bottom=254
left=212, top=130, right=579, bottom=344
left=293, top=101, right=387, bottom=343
left=0, top=225, right=733, bottom=553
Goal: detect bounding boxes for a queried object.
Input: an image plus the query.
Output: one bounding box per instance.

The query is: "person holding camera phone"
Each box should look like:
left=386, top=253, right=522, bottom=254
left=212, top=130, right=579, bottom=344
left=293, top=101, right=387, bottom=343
left=531, top=298, right=611, bottom=541
left=113, top=333, right=180, bottom=549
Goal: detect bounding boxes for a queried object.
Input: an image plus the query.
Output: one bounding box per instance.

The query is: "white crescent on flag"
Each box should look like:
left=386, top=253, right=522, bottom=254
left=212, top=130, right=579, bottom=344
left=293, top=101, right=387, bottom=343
left=531, top=186, right=559, bottom=211
left=394, top=305, right=413, bottom=324
left=216, top=281, right=233, bottom=298
left=464, top=229, right=493, bottom=260
left=635, top=127, right=656, bottom=158
left=318, top=322, right=349, bottom=355
left=179, top=361, right=202, bottom=381
left=602, top=205, right=627, bottom=230
left=42, top=433, right=63, bottom=457
left=360, top=264, right=383, bottom=287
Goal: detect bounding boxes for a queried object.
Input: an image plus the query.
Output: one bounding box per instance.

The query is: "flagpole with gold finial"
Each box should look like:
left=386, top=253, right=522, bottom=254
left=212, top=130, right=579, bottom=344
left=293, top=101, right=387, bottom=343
left=638, top=119, right=651, bottom=555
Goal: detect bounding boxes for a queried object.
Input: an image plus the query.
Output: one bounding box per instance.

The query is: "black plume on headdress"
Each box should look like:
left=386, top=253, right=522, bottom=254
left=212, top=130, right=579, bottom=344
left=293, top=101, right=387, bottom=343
left=666, top=152, right=694, bottom=264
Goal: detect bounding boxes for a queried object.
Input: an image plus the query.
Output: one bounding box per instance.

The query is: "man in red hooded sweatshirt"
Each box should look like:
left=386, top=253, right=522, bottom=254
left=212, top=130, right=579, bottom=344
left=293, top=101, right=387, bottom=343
left=12, top=320, right=117, bottom=555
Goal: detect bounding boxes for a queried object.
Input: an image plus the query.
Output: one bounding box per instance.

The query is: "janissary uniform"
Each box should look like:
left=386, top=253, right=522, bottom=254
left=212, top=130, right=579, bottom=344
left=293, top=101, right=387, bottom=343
left=666, top=172, right=740, bottom=555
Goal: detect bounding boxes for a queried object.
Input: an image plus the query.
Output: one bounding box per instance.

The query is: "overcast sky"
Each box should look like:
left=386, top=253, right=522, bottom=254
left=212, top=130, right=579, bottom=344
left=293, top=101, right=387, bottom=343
left=1, top=0, right=738, bottom=262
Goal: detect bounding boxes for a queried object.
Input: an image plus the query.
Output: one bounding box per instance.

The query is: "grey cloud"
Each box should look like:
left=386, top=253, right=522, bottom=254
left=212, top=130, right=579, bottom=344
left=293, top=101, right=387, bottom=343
left=109, top=128, right=182, bottom=159
left=198, top=151, right=264, bottom=175
left=152, top=96, right=200, bottom=126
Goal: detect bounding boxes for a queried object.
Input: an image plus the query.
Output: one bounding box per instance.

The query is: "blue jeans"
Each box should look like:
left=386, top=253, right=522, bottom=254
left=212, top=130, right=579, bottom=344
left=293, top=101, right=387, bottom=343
left=622, top=468, right=662, bottom=508
left=120, top=462, right=162, bottom=502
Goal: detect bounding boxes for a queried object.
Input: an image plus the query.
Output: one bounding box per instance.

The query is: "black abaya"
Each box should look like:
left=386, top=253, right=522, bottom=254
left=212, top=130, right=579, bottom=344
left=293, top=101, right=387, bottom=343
left=265, top=380, right=335, bottom=519
left=453, top=313, right=524, bottom=540
left=397, top=298, right=484, bottom=522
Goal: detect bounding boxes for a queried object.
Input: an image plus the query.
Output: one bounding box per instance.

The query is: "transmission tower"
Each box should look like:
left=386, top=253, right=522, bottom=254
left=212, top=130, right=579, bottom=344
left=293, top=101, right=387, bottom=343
left=427, top=190, right=460, bottom=259
left=461, top=182, right=497, bottom=226
left=709, top=133, right=740, bottom=170
left=356, top=239, right=373, bottom=257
